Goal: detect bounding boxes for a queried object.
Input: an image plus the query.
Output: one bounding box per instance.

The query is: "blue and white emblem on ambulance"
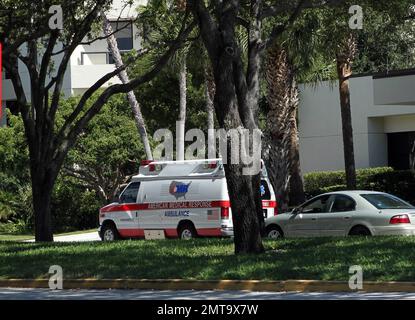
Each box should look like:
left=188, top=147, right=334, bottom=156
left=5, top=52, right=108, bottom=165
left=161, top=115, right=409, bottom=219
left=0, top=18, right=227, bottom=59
left=169, top=181, right=191, bottom=199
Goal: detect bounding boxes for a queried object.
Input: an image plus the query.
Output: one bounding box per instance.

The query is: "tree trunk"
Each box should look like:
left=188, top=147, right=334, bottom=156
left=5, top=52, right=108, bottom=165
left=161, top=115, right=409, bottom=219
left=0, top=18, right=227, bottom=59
left=102, top=15, right=153, bottom=160
left=176, top=61, right=187, bottom=161
left=225, top=163, right=264, bottom=254
left=205, top=66, right=215, bottom=158
left=410, top=141, right=415, bottom=175
left=31, top=163, right=55, bottom=241
left=213, top=49, right=264, bottom=255
left=288, top=80, right=305, bottom=206
left=263, top=46, right=293, bottom=213
left=336, top=35, right=357, bottom=190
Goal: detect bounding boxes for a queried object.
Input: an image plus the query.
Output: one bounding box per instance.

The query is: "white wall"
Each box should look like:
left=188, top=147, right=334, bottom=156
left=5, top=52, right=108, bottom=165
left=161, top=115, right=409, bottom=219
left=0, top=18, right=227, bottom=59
left=298, top=74, right=415, bottom=173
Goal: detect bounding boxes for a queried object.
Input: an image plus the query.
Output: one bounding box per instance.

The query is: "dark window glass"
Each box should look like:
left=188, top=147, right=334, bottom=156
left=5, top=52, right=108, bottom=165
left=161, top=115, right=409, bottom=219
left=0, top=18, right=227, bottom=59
left=260, top=180, right=271, bottom=200
left=109, top=21, right=133, bottom=51
left=361, top=194, right=414, bottom=210
left=301, top=195, right=330, bottom=214
left=331, top=195, right=356, bottom=212
left=119, top=182, right=140, bottom=204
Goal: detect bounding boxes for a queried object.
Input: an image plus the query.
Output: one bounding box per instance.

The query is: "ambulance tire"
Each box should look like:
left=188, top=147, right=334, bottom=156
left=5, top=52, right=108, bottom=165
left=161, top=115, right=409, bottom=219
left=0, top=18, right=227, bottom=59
left=178, top=222, right=197, bottom=240
left=101, top=222, right=120, bottom=241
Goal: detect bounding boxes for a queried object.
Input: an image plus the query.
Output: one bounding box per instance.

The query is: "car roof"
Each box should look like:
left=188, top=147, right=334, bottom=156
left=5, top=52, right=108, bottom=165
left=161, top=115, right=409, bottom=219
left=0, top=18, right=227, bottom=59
left=321, top=190, right=387, bottom=196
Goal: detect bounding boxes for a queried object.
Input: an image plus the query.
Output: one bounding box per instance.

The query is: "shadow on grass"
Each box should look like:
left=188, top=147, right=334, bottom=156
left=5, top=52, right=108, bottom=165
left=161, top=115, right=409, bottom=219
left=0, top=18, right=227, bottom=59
left=1, top=236, right=415, bottom=281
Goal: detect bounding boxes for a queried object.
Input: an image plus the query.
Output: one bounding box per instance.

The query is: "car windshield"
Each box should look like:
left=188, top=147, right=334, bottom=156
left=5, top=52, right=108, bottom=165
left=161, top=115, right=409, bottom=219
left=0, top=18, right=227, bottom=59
left=361, top=194, right=415, bottom=210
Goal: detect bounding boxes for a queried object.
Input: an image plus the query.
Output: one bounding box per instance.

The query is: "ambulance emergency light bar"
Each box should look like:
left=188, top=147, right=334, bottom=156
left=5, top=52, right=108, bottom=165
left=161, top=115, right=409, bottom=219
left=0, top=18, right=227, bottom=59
left=138, top=159, right=222, bottom=176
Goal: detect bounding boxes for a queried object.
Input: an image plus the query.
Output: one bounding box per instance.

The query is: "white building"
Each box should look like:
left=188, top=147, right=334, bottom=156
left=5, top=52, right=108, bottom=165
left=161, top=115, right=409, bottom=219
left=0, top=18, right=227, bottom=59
left=1, top=0, right=145, bottom=123
left=298, top=70, right=415, bottom=173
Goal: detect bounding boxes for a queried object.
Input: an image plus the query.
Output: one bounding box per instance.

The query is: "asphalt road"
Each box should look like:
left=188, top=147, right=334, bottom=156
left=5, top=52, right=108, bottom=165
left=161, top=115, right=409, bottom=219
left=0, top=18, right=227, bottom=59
left=0, top=288, right=414, bottom=300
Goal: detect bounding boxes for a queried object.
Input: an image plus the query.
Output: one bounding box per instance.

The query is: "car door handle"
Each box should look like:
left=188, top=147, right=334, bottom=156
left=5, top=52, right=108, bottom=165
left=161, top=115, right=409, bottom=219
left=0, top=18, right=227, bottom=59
left=344, top=216, right=351, bottom=220
left=311, top=218, right=317, bottom=221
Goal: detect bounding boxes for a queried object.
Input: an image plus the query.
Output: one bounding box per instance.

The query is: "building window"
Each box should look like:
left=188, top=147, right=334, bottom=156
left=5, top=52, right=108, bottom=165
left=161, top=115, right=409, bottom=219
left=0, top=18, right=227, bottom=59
left=108, top=21, right=133, bottom=64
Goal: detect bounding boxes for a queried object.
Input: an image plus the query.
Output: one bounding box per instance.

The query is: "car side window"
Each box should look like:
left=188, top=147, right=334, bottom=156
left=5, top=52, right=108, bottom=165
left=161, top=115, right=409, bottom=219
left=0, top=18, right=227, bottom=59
left=119, top=182, right=140, bottom=204
left=301, top=195, right=330, bottom=214
left=331, top=195, right=356, bottom=212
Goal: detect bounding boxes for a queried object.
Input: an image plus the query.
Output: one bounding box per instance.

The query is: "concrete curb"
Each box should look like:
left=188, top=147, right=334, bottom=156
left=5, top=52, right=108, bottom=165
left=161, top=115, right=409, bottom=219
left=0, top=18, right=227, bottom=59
left=1, top=279, right=415, bottom=292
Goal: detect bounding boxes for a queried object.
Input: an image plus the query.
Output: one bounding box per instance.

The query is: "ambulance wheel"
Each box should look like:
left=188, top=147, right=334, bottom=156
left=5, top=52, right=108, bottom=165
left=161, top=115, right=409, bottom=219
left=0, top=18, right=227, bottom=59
left=101, top=223, right=119, bottom=241
left=178, top=222, right=197, bottom=240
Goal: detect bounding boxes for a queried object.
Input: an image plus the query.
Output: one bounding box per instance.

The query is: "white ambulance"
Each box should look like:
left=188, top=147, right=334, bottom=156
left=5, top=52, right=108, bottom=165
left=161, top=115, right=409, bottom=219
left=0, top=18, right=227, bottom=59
left=98, top=159, right=277, bottom=241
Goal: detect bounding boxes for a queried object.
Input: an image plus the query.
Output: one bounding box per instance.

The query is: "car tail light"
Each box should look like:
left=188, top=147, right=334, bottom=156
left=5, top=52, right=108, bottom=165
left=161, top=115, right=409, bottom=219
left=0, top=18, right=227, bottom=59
left=140, top=160, right=153, bottom=166
left=203, top=161, right=217, bottom=169
left=221, top=207, right=229, bottom=219
left=390, top=214, right=410, bottom=224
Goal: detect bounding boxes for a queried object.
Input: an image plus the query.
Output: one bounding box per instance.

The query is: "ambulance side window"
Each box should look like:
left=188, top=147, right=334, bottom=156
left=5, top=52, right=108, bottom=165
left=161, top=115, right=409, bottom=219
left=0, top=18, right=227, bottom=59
left=260, top=180, right=271, bottom=200
left=119, top=182, right=140, bottom=204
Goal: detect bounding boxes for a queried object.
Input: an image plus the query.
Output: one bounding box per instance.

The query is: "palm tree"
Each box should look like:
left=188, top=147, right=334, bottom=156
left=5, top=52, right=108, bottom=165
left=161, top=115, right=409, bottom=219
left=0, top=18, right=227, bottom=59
left=410, top=141, right=415, bottom=175
left=205, top=64, right=216, bottom=158
left=287, top=77, right=306, bottom=206
left=336, top=34, right=357, bottom=189
left=263, top=45, right=294, bottom=212
left=102, top=15, right=153, bottom=160
left=176, top=58, right=187, bottom=160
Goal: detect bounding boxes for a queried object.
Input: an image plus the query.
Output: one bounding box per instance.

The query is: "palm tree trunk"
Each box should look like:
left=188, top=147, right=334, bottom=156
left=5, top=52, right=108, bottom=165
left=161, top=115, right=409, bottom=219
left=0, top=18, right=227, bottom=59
left=263, top=45, right=293, bottom=212
left=336, top=35, right=357, bottom=190
left=176, top=61, right=187, bottom=160
left=288, top=79, right=305, bottom=206
left=410, top=141, right=415, bottom=175
left=102, top=15, right=153, bottom=160
left=205, top=65, right=215, bottom=158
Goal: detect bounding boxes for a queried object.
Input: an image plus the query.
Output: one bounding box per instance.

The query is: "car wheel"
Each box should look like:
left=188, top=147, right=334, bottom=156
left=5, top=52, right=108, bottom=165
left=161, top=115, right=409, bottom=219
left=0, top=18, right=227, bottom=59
left=349, top=225, right=371, bottom=236
left=178, top=223, right=197, bottom=240
left=101, top=223, right=119, bottom=241
left=266, top=225, right=283, bottom=239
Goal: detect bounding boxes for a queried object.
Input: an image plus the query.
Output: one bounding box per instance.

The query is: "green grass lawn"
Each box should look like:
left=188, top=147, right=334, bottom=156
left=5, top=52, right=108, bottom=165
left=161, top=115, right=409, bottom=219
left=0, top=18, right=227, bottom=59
left=0, top=236, right=414, bottom=281
left=0, top=234, right=34, bottom=241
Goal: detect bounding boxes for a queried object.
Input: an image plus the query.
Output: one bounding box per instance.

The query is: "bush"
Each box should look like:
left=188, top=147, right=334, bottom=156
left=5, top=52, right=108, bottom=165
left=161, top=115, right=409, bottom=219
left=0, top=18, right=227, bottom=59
left=51, top=179, right=101, bottom=233
left=0, top=220, right=31, bottom=235
left=304, top=167, right=415, bottom=204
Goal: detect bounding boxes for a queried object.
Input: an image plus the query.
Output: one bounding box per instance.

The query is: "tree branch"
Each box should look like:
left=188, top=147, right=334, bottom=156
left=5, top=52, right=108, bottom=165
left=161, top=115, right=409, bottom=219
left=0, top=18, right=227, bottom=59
left=52, top=18, right=197, bottom=169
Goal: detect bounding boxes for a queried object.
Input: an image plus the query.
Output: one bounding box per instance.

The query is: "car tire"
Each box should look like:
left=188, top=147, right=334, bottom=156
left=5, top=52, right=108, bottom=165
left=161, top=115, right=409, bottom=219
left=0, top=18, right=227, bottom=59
left=266, top=225, right=283, bottom=239
left=178, top=223, right=197, bottom=240
left=349, top=225, right=371, bottom=236
left=101, top=223, right=119, bottom=241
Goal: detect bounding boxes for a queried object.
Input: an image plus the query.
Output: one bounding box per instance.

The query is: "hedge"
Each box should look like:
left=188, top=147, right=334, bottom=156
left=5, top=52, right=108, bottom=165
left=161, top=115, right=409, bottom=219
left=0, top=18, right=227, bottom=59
left=303, top=167, right=415, bottom=205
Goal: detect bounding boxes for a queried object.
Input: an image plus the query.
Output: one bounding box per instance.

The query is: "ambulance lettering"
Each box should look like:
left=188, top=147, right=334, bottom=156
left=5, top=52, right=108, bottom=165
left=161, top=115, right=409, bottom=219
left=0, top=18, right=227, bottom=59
left=165, top=210, right=190, bottom=217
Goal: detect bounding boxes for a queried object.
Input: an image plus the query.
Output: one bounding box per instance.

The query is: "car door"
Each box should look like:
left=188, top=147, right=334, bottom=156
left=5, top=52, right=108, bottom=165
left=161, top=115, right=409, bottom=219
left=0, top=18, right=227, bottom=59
left=286, top=195, right=331, bottom=237
left=317, top=194, right=356, bottom=236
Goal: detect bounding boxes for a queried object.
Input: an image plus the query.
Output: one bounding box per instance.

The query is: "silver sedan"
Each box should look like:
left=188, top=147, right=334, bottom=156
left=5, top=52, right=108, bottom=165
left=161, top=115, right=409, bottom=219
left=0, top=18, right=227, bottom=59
left=265, top=191, right=415, bottom=238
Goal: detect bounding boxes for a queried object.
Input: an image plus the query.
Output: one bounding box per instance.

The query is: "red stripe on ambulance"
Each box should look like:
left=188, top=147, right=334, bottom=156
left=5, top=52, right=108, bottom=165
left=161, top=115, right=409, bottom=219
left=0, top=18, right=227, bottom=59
left=100, top=200, right=276, bottom=213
